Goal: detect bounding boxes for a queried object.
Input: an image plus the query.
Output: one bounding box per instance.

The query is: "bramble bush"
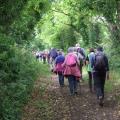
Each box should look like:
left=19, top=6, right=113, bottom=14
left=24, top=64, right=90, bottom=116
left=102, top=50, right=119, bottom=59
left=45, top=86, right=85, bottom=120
left=0, top=34, right=44, bottom=120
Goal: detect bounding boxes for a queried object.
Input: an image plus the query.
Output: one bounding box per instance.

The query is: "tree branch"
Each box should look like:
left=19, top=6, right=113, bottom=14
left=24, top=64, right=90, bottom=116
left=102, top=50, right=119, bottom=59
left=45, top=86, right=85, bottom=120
left=51, top=8, right=71, bottom=17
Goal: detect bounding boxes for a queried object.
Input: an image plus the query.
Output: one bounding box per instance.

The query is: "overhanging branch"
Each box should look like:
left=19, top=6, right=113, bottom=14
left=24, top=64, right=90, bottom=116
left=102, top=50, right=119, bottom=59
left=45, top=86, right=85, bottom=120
left=51, top=8, right=71, bottom=17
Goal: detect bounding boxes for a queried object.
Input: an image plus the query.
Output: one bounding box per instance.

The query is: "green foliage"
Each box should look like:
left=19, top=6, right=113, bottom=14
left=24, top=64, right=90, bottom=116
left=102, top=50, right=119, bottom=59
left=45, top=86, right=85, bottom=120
left=0, top=0, right=51, bottom=119
left=0, top=0, right=27, bottom=26
left=0, top=33, right=46, bottom=120
left=9, top=0, right=50, bottom=44
left=0, top=0, right=120, bottom=119
left=51, top=27, right=76, bottom=49
left=93, top=0, right=117, bottom=23
left=105, top=70, right=120, bottom=92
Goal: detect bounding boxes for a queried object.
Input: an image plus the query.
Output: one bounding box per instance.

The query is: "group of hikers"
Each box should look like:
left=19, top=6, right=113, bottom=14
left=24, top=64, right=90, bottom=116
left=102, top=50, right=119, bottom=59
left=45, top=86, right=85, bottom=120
left=35, top=51, right=48, bottom=64
left=36, top=43, right=109, bottom=107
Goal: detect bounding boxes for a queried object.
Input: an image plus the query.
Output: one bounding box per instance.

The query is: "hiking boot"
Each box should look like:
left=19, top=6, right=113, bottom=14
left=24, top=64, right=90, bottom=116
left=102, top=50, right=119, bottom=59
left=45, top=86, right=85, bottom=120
left=74, top=91, right=78, bottom=95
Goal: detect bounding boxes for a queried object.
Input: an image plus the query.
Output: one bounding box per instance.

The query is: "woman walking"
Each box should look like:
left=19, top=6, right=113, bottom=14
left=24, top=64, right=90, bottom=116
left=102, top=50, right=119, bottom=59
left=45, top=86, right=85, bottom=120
left=55, top=51, right=65, bottom=87
left=62, top=47, right=81, bottom=95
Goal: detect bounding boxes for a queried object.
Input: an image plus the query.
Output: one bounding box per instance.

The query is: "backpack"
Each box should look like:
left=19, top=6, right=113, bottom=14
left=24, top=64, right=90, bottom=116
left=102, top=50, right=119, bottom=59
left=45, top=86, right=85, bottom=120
left=94, top=52, right=106, bottom=71
left=66, top=54, right=77, bottom=66
left=50, top=49, right=58, bottom=59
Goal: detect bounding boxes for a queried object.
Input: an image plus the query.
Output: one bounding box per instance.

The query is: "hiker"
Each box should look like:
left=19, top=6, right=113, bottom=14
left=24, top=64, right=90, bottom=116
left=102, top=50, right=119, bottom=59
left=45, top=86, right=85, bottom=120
left=75, top=43, right=86, bottom=80
left=45, top=51, right=49, bottom=64
left=49, top=48, right=58, bottom=72
left=74, top=46, right=84, bottom=78
left=91, top=47, right=109, bottom=106
left=54, top=51, right=65, bottom=87
left=35, top=51, right=40, bottom=61
left=42, top=51, right=47, bottom=64
left=86, top=48, right=95, bottom=92
left=39, top=51, right=42, bottom=61
left=49, top=48, right=58, bottom=61
left=62, top=47, right=81, bottom=95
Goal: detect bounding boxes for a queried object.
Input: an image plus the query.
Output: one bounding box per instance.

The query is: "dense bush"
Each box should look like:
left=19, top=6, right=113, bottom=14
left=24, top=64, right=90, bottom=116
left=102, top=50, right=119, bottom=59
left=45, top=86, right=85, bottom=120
left=0, top=34, right=42, bottom=120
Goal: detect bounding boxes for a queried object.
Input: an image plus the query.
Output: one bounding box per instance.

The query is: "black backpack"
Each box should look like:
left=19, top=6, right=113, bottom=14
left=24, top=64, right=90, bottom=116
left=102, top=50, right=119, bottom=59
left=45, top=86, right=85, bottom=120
left=94, top=52, right=106, bottom=71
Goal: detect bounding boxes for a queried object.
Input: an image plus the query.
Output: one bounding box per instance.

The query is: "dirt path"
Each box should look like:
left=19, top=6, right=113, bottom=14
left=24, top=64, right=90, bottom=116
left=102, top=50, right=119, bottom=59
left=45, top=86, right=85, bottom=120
left=22, top=75, right=120, bottom=120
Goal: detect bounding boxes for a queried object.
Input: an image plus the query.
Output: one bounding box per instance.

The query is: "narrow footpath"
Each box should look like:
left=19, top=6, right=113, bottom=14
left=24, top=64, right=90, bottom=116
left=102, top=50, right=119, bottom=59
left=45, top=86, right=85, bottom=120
left=22, top=74, right=120, bottom=120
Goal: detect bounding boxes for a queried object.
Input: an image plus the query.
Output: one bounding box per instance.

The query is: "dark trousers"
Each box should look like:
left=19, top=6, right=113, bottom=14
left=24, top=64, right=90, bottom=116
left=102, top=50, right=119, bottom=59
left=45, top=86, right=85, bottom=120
left=58, top=73, right=64, bottom=86
left=93, top=71, right=106, bottom=99
left=68, top=75, right=77, bottom=95
left=43, top=57, right=46, bottom=64
left=88, top=71, right=93, bottom=91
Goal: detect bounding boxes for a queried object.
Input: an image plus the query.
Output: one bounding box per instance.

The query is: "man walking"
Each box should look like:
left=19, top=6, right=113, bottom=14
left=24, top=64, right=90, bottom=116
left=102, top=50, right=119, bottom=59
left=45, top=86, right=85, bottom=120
left=91, top=47, right=109, bottom=106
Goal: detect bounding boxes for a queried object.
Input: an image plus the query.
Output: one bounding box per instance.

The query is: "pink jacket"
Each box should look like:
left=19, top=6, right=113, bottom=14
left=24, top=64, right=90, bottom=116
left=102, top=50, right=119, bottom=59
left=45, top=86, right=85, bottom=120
left=55, top=62, right=64, bottom=72
left=62, top=53, right=81, bottom=78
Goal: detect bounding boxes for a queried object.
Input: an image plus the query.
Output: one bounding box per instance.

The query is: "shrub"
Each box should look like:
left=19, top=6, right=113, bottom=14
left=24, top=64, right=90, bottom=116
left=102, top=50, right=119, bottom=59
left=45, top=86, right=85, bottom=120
left=0, top=34, right=43, bottom=120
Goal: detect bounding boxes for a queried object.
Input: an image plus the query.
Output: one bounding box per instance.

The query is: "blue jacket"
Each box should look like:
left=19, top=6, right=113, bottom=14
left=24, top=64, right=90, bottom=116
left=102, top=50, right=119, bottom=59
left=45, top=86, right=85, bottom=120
left=55, top=55, right=65, bottom=64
